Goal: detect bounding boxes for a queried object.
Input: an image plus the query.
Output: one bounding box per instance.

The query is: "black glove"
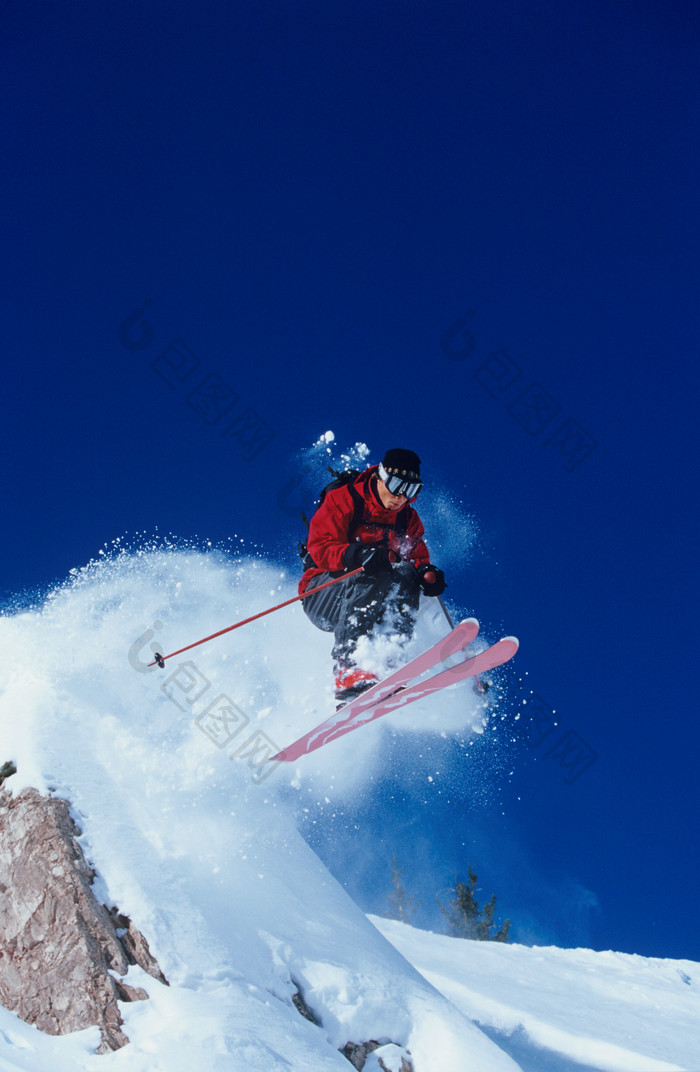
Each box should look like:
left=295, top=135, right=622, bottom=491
left=343, top=543, right=394, bottom=576
left=416, top=563, right=447, bottom=597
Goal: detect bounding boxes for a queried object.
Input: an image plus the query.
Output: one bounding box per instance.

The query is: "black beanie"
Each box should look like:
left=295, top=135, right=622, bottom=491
left=381, top=448, right=421, bottom=481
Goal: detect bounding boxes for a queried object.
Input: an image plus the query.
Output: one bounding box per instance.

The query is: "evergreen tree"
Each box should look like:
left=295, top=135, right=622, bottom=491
left=438, top=866, right=510, bottom=942
left=0, top=760, right=16, bottom=787
left=386, top=854, right=418, bottom=924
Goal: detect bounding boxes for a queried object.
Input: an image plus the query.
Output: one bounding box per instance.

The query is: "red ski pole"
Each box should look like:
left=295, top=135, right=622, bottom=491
left=148, top=566, right=364, bottom=668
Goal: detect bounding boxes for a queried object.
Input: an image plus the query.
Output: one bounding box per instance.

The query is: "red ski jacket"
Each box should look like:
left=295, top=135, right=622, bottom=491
left=299, top=466, right=431, bottom=594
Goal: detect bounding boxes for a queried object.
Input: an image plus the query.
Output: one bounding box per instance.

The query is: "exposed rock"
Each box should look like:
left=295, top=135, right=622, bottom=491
left=289, top=979, right=413, bottom=1072
left=290, top=978, right=319, bottom=1023
left=106, top=907, right=169, bottom=986
left=342, top=1040, right=414, bottom=1071
left=343, top=1040, right=383, bottom=1069
left=369, top=1043, right=414, bottom=1072
left=0, top=786, right=167, bottom=1053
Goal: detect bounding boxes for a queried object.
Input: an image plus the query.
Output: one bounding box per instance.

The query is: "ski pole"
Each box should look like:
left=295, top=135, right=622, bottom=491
left=438, top=595, right=454, bottom=629
left=148, top=566, right=364, bottom=668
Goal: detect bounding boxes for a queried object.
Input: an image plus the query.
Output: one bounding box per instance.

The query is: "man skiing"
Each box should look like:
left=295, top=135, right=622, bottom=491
left=299, top=448, right=446, bottom=707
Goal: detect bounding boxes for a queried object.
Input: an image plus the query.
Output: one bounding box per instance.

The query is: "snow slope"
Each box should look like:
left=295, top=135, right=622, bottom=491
left=0, top=547, right=697, bottom=1071
left=374, top=918, right=700, bottom=1072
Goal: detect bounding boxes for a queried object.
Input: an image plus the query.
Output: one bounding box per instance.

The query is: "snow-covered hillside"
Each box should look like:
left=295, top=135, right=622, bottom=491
left=0, top=548, right=697, bottom=1071
left=374, top=918, right=700, bottom=1072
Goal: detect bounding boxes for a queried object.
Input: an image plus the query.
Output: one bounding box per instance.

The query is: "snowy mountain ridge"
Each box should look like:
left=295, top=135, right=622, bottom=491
left=0, top=548, right=697, bottom=1071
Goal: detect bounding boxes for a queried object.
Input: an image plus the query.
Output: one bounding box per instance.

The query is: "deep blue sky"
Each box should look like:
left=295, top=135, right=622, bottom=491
left=2, top=1, right=698, bottom=960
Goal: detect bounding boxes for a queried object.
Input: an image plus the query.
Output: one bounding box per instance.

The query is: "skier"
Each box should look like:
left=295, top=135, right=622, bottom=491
left=299, top=448, right=446, bottom=707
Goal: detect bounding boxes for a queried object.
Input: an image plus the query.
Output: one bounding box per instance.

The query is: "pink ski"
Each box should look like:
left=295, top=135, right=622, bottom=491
left=359, top=635, right=518, bottom=720
left=274, top=622, right=518, bottom=762
left=273, top=619, right=479, bottom=763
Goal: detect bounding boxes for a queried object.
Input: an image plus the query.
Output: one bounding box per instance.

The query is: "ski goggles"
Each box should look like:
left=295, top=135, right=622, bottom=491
left=378, top=462, right=423, bottom=499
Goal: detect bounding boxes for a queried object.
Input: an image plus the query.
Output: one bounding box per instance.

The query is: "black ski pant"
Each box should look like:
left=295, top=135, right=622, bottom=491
left=302, top=562, right=422, bottom=674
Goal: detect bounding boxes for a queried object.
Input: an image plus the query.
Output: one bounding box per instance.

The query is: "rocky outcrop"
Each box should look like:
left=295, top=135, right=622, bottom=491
left=1, top=778, right=413, bottom=1067
left=342, top=1039, right=414, bottom=1071
left=0, top=784, right=167, bottom=1053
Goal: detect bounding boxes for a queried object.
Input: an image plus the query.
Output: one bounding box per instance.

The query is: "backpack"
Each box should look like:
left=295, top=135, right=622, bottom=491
left=298, top=467, right=409, bottom=568
left=302, top=467, right=362, bottom=522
